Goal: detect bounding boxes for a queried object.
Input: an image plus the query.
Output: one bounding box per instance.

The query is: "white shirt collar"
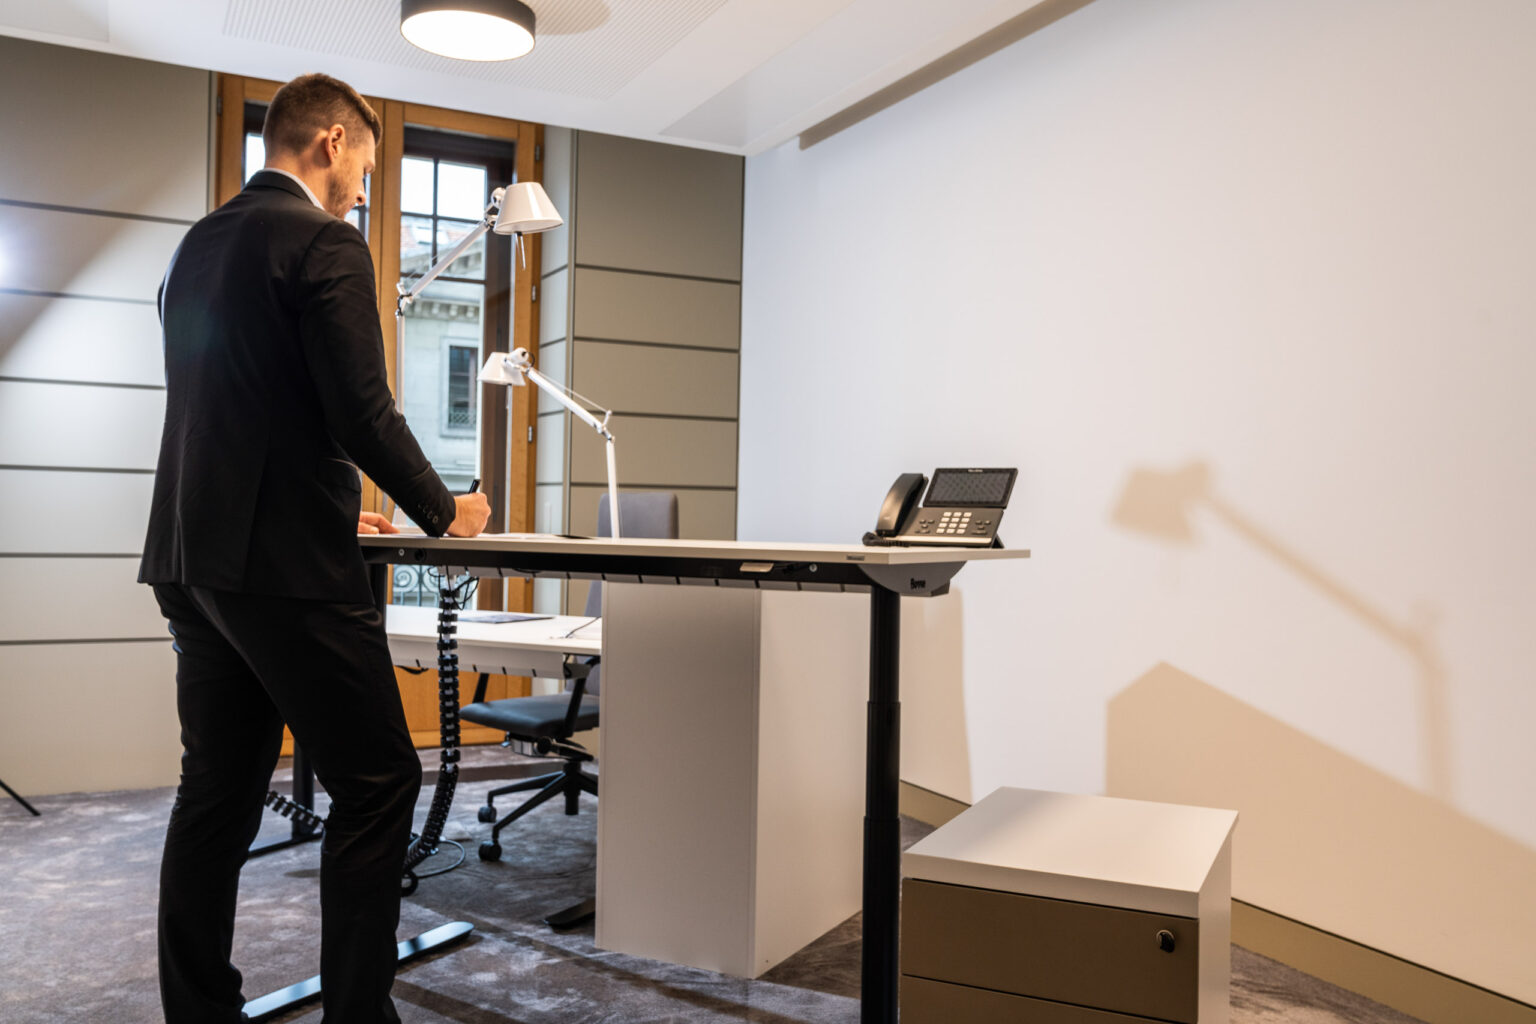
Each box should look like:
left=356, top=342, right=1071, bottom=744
left=262, top=168, right=325, bottom=210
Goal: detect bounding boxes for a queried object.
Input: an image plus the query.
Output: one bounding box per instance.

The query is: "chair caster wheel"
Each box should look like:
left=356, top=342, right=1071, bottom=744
left=479, top=841, right=502, bottom=862
left=477, top=805, right=496, bottom=823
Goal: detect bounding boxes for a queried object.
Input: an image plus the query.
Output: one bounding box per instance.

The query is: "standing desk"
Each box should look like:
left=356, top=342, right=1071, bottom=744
left=359, top=533, right=1028, bottom=1024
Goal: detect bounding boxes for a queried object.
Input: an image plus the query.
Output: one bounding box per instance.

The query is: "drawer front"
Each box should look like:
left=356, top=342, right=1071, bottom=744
left=902, top=879, right=1199, bottom=1022
left=901, top=975, right=1170, bottom=1024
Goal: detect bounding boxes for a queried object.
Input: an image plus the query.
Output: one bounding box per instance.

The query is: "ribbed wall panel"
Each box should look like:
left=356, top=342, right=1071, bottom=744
left=0, top=470, right=156, bottom=554
left=0, top=557, right=165, bottom=643
left=0, top=294, right=165, bottom=388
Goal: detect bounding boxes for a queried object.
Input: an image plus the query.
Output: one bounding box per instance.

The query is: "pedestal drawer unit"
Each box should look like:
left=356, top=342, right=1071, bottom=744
left=901, top=787, right=1238, bottom=1024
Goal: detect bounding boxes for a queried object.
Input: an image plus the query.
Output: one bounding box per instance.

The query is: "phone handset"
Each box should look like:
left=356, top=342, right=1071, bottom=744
left=865, top=472, right=927, bottom=544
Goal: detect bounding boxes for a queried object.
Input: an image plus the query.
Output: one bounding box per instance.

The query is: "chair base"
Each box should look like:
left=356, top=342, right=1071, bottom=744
left=477, top=758, right=598, bottom=862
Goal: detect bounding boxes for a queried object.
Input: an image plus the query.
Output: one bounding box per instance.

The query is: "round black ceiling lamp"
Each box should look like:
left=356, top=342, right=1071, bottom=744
left=401, top=0, right=536, bottom=62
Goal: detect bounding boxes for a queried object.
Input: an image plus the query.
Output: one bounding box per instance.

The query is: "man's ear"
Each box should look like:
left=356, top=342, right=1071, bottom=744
left=325, top=124, right=345, bottom=164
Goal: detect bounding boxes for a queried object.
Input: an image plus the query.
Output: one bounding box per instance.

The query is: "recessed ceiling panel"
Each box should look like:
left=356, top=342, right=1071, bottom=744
left=222, top=0, right=729, bottom=100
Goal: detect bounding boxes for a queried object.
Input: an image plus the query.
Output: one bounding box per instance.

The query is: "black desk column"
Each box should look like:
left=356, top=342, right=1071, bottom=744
left=862, top=586, right=901, bottom=1024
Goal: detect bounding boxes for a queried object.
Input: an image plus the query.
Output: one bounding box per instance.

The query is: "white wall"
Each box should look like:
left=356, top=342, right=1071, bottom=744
left=738, top=0, right=1535, bottom=1002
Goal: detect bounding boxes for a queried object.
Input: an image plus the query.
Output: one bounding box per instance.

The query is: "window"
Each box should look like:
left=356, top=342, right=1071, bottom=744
left=392, top=127, right=515, bottom=606
left=444, top=341, right=477, bottom=432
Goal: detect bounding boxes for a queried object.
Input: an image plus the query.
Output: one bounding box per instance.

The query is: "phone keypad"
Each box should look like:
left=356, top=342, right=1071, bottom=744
left=907, top=508, right=998, bottom=542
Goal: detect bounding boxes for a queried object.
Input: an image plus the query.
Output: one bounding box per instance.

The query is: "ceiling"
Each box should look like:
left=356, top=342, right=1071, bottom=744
left=0, top=0, right=1060, bottom=155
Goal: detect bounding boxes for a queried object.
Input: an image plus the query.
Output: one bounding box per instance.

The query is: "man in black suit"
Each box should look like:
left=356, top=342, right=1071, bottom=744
left=140, top=73, right=491, bottom=1024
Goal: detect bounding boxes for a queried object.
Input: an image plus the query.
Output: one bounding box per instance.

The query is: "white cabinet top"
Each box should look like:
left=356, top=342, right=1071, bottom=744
left=903, top=787, right=1237, bottom=918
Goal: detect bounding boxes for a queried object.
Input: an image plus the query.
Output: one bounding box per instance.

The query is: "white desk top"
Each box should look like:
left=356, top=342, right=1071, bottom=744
left=363, top=532, right=1028, bottom=597
left=363, top=531, right=1030, bottom=566
left=903, top=787, right=1237, bottom=917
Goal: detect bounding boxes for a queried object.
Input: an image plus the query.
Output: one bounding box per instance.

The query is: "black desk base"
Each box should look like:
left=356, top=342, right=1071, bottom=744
left=243, top=920, right=473, bottom=1022
left=862, top=587, right=901, bottom=1024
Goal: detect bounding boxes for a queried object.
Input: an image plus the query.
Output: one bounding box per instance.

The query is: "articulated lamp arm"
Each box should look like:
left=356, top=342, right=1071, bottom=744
left=480, top=349, right=621, bottom=539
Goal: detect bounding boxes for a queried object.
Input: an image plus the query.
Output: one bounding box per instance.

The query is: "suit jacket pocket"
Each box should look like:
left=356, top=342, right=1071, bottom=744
left=317, top=457, right=362, bottom=493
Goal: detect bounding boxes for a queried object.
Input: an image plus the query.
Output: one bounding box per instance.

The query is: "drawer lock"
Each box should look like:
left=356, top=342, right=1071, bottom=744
left=1156, top=929, right=1176, bottom=953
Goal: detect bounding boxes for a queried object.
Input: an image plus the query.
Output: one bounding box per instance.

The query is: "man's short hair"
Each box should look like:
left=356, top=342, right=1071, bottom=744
left=263, top=73, right=382, bottom=154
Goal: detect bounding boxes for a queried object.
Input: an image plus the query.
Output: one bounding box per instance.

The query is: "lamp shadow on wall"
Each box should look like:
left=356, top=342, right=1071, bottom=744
left=1106, top=662, right=1536, bottom=1005
left=1110, top=460, right=1451, bottom=800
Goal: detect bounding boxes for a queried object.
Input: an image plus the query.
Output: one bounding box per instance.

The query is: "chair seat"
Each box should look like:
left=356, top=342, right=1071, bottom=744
left=461, top=694, right=599, bottom=739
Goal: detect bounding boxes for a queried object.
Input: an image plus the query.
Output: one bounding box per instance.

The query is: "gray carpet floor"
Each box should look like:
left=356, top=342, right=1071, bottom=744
left=0, top=746, right=1427, bottom=1024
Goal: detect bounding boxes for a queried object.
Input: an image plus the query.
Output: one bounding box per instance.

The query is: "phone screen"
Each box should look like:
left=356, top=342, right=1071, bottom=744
left=925, top=468, right=1016, bottom=507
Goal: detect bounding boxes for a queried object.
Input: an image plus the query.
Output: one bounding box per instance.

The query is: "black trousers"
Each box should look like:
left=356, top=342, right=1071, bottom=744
left=151, top=584, right=422, bottom=1024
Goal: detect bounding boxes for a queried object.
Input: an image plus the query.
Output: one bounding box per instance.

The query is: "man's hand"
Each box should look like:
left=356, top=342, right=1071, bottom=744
left=447, top=492, right=492, bottom=537
left=357, top=511, right=399, bottom=535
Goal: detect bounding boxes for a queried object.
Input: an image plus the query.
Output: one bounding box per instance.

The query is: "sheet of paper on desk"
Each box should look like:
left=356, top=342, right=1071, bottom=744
left=459, top=611, right=553, bottom=624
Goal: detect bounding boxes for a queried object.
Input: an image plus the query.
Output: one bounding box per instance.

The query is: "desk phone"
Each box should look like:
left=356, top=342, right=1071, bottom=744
left=864, top=467, right=1017, bottom=548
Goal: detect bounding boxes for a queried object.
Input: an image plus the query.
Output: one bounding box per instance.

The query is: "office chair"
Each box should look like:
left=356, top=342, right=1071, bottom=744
left=460, top=491, right=679, bottom=868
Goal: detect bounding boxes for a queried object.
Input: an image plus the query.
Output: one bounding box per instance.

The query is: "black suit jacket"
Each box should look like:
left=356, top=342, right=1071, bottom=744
left=140, top=171, right=456, bottom=604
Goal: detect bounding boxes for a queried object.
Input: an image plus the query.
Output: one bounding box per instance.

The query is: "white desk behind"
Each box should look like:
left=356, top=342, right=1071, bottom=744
left=384, top=605, right=599, bottom=680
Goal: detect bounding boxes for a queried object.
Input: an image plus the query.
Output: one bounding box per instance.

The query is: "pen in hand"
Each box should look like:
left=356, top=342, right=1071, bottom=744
left=466, top=477, right=481, bottom=494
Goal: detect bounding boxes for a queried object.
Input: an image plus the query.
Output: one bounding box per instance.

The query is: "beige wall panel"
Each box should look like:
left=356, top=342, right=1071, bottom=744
left=0, top=381, right=164, bottom=470
left=540, top=126, right=573, bottom=270
left=570, top=417, right=737, bottom=489
left=573, top=268, right=740, bottom=350
left=574, top=132, right=743, bottom=280
left=0, top=36, right=208, bottom=221
left=573, top=341, right=739, bottom=419
left=0, top=557, right=163, bottom=642
left=535, top=410, right=568, bottom=486
left=6, top=207, right=186, bottom=302
left=535, top=339, right=568, bottom=392
left=570, top=484, right=736, bottom=541
left=0, top=294, right=165, bottom=387
left=538, top=269, right=569, bottom=347
left=0, top=469, right=155, bottom=554
left=0, top=640, right=181, bottom=795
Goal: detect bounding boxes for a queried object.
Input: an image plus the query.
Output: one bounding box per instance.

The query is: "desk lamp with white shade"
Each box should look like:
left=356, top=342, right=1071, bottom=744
left=479, top=348, right=621, bottom=539
left=393, top=179, right=564, bottom=522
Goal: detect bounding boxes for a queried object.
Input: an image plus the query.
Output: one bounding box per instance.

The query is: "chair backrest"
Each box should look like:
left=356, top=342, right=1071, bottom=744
left=582, top=491, right=679, bottom=616
left=581, top=492, right=679, bottom=694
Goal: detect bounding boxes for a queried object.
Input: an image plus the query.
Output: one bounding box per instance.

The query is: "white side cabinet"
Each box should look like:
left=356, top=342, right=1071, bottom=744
left=902, top=787, right=1238, bottom=1024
